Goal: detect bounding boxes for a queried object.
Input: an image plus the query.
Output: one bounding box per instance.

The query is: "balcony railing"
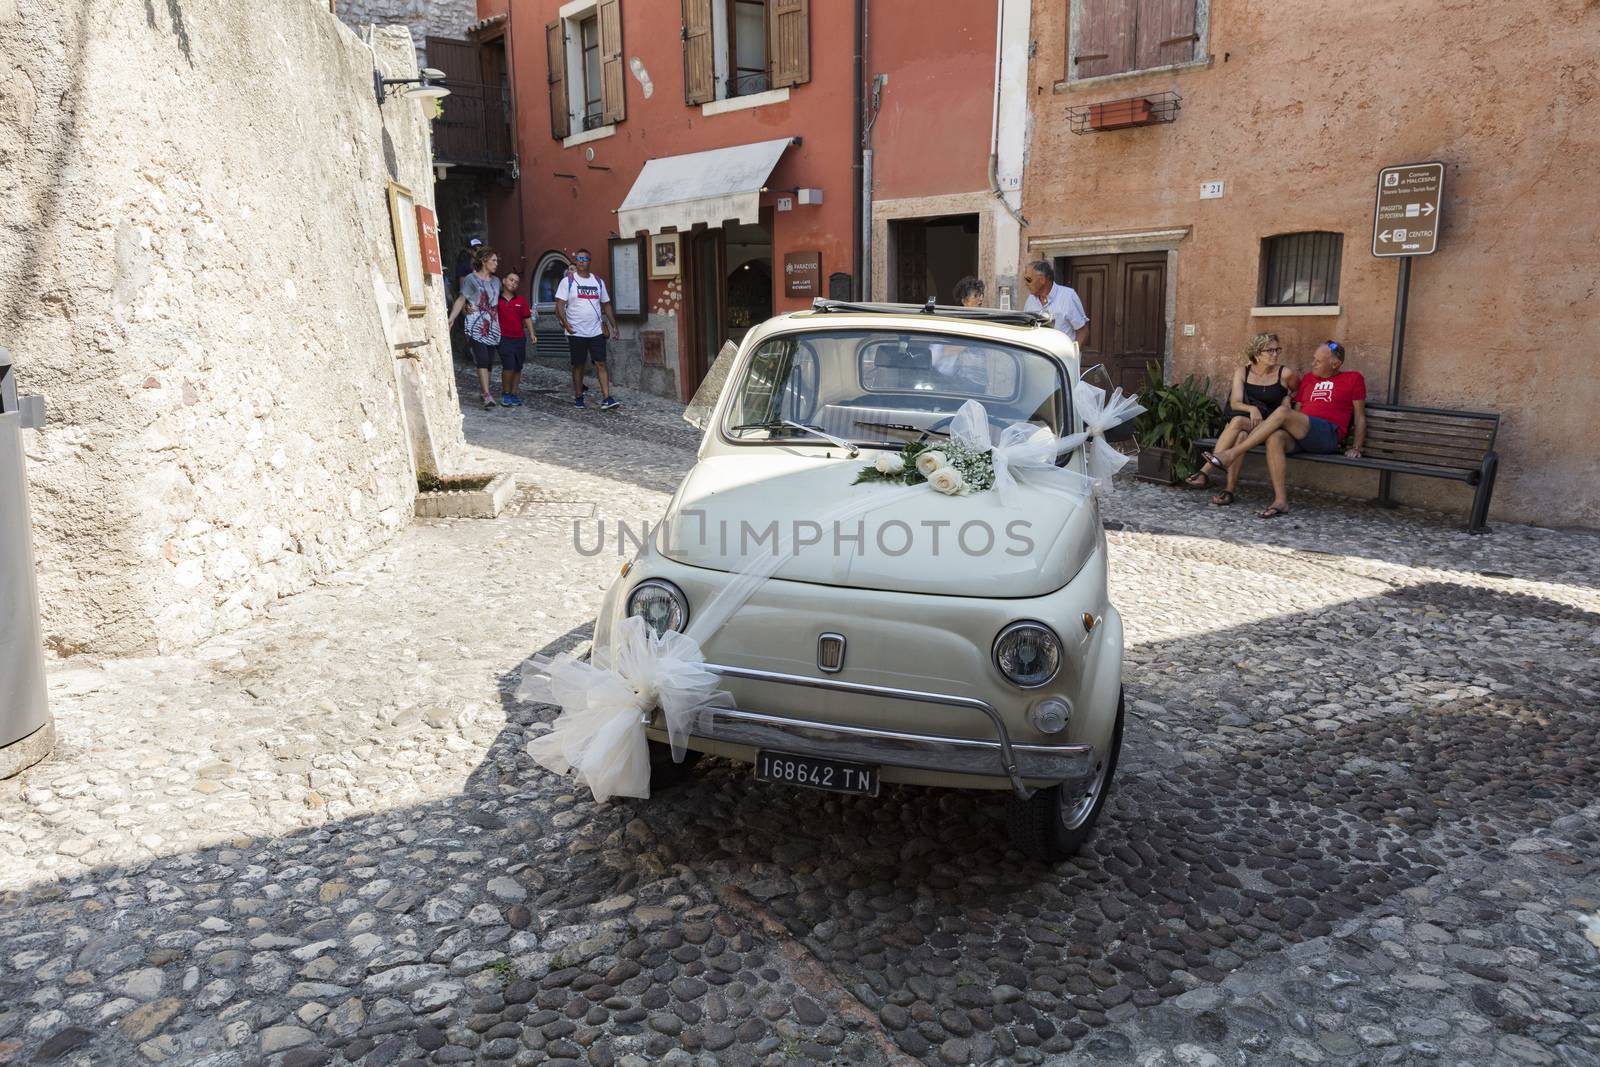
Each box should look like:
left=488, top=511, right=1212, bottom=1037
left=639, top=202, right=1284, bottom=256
left=433, top=81, right=512, bottom=168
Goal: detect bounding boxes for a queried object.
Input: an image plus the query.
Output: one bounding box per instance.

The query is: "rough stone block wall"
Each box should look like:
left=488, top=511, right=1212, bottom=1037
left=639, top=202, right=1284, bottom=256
left=0, top=1, right=465, bottom=655
left=334, top=0, right=479, bottom=67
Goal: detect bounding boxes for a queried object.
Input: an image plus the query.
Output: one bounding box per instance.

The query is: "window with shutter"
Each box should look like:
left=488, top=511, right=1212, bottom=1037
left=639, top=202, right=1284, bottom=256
left=599, top=0, right=626, bottom=124
left=1135, top=0, right=1199, bottom=71
left=546, top=20, right=570, bottom=139
left=769, top=0, right=809, bottom=89
left=682, top=0, right=716, bottom=105
left=1074, top=0, right=1135, bottom=79
left=1069, top=0, right=1203, bottom=81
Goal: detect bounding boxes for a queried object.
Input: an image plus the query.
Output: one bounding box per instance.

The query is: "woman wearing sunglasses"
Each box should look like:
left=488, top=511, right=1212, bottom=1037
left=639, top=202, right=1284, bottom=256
left=1186, top=333, right=1298, bottom=505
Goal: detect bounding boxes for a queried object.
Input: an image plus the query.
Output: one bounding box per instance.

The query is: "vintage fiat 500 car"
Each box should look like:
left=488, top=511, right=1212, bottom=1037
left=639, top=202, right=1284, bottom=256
left=592, top=301, right=1130, bottom=860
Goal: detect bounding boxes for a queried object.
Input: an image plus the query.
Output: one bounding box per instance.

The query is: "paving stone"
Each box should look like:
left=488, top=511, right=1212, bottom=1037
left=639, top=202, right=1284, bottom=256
left=2, top=379, right=1598, bottom=1067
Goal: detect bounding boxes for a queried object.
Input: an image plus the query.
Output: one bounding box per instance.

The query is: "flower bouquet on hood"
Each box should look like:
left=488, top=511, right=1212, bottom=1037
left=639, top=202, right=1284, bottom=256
left=852, top=437, right=996, bottom=496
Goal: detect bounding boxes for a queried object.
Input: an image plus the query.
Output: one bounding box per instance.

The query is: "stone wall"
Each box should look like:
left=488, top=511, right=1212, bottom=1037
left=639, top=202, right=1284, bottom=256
left=334, top=0, right=479, bottom=67
left=0, top=0, right=464, bottom=655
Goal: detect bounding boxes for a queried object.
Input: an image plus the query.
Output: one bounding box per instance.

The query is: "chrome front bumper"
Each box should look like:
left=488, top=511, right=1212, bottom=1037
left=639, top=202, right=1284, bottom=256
left=647, top=664, right=1096, bottom=799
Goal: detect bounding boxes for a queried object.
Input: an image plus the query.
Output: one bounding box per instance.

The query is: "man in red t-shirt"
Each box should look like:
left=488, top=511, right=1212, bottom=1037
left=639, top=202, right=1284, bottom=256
left=495, top=272, right=534, bottom=406
left=1207, top=341, right=1366, bottom=518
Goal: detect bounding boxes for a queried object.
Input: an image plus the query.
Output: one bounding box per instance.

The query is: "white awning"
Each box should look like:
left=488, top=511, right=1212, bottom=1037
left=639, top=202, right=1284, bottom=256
left=616, top=138, right=792, bottom=236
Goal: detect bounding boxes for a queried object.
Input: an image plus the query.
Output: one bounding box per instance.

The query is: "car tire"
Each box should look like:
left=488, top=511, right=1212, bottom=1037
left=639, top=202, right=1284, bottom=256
left=647, top=740, right=700, bottom=791
left=1006, top=688, right=1124, bottom=863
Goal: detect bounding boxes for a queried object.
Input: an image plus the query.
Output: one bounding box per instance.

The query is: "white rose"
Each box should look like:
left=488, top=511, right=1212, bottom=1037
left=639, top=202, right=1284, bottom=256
left=928, top=466, right=965, bottom=496
left=874, top=453, right=905, bottom=475
left=915, top=450, right=948, bottom=478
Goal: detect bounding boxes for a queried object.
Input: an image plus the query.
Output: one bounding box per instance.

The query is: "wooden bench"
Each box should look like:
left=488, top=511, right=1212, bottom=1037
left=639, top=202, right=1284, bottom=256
left=1195, top=403, right=1501, bottom=533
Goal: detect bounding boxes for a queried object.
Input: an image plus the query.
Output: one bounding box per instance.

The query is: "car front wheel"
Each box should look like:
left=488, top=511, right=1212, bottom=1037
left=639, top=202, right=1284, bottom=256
left=1006, top=688, right=1124, bottom=862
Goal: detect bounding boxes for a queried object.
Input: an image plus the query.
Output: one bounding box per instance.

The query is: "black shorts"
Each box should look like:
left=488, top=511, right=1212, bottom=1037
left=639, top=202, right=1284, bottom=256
left=470, top=340, right=498, bottom=370
left=498, top=337, right=526, bottom=373
left=567, top=334, right=607, bottom=367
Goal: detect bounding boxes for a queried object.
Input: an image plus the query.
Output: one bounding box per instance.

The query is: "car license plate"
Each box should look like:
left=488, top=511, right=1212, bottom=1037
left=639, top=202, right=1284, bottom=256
left=755, top=750, right=879, bottom=796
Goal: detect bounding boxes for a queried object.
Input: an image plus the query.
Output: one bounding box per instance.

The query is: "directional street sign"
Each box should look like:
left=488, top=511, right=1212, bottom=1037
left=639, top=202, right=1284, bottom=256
left=1372, top=162, right=1445, bottom=257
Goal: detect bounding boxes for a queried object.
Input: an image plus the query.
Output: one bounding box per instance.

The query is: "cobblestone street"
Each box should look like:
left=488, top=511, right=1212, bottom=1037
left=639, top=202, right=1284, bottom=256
left=3, top=364, right=1599, bottom=1067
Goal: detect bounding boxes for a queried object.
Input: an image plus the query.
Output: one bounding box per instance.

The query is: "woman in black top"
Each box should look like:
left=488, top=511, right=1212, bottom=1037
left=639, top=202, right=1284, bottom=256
left=1185, top=333, right=1299, bottom=505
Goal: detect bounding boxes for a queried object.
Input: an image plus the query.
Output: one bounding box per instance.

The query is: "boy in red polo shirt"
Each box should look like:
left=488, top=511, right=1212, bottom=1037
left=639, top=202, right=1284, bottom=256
left=496, top=272, right=534, bottom=406
left=1206, top=341, right=1366, bottom=518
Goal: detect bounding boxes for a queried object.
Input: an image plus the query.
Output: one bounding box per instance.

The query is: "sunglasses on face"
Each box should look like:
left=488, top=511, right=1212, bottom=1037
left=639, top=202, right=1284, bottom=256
left=1326, top=340, right=1343, bottom=355
left=575, top=257, right=591, bottom=263
left=1262, top=346, right=1282, bottom=354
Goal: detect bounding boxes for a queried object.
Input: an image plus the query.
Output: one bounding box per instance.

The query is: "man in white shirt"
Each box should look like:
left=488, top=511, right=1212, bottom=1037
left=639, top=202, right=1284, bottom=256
left=555, top=248, right=621, bottom=410
left=1021, top=260, right=1089, bottom=344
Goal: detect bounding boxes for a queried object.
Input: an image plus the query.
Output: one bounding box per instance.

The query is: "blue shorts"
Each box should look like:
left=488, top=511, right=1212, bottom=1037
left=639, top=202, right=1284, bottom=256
left=1297, top=416, right=1342, bottom=454
left=498, top=337, right=526, bottom=373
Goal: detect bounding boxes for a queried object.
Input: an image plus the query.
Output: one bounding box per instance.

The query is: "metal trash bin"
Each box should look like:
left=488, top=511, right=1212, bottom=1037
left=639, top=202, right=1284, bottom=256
left=0, top=346, right=53, bottom=778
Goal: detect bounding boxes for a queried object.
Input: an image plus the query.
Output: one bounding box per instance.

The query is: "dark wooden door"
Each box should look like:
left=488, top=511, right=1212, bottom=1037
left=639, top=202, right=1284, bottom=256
left=687, top=229, right=726, bottom=390
left=1066, top=252, right=1166, bottom=394
left=893, top=221, right=928, bottom=304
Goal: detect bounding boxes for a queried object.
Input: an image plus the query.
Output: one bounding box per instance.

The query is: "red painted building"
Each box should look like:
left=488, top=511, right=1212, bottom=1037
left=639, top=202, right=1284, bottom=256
left=467, top=0, right=1033, bottom=401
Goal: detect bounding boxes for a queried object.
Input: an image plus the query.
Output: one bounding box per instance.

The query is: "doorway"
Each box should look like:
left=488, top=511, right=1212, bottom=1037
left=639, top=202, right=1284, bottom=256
left=724, top=220, right=772, bottom=345
left=891, top=215, right=979, bottom=305
left=1062, top=253, right=1167, bottom=394
left=687, top=229, right=725, bottom=391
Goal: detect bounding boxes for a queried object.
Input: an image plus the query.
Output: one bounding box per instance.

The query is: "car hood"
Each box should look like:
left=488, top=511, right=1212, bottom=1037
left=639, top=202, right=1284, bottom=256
left=655, top=452, right=1097, bottom=597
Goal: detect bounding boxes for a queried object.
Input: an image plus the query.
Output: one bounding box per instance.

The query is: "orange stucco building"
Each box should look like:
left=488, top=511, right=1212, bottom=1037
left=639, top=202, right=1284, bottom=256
left=1022, top=0, right=1600, bottom=526
left=466, top=0, right=1029, bottom=404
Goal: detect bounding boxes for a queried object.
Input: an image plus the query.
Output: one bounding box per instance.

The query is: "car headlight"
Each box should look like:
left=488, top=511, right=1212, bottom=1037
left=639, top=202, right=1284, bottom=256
left=626, top=579, right=689, bottom=637
left=992, top=621, right=1061, bottom=688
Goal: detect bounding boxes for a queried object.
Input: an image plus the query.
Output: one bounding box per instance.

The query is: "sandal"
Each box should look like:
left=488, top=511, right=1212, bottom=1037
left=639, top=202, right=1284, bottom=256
left=1211, top=490, right=1235, bottom=507
left=1183, top=470, right=1211, bottom=488
left=1202, top=451, right=1228, bottom=470
left=1256, top=504, right=1290, bottom=519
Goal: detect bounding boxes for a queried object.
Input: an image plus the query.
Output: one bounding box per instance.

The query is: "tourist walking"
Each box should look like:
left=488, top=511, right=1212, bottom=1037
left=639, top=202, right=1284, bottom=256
left=496, top=271, right=533, bottom=406
left=446, top=245, right=503, bottom=410
left=555, top=248, right=621, bottom=410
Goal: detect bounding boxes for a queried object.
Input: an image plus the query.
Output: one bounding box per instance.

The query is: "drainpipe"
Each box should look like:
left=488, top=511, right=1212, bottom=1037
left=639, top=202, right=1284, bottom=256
left=988, top=0, right=1028, bottom=233
left=852, top=0, right=865, bottom=299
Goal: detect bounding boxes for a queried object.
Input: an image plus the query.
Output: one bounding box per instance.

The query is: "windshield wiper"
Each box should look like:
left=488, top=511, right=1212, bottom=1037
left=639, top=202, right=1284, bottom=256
left=728, top=420, right=859, bottom=457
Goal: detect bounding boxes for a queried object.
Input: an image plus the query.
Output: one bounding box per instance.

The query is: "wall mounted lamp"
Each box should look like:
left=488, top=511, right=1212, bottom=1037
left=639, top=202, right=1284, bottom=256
left=375, top=67, right=451, bottom=105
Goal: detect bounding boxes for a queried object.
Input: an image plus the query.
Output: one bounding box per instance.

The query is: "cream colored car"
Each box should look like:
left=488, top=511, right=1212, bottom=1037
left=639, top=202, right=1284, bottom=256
left=593, top=301, right=1129, bottom=860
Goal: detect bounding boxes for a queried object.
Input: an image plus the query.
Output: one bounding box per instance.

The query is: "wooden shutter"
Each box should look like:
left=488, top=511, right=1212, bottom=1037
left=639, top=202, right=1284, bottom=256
left=770, top=0, right=810, bottom=89
left=1074, top=0, right=1135, bottom=79
left=681, top=0, right=715, bottom=105
left=546, top=21, right=570, bottom=139
left=1136, top=0, right=1198, bottom=70
left=599, top=0, right=626, bottom=124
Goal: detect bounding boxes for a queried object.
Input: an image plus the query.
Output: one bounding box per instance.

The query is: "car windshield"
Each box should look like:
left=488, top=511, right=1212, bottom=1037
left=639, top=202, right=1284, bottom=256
left=722, top=328, right=1068, bottom=448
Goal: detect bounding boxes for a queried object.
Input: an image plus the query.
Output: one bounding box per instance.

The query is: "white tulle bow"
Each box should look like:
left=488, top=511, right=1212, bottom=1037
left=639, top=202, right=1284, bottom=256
left=518, top=616, right=728, bottom=802
left=945, top=384, right=1145, bottom=504
left=1053, top=380, right=1146, bottom=493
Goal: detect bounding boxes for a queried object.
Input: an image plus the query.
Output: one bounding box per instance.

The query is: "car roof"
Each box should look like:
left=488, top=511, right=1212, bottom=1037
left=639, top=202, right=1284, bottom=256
left=749, top=306, right=1082, bottom=372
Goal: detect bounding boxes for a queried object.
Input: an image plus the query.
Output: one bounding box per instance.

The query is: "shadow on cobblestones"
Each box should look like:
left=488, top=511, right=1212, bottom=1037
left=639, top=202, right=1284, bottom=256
left=3, top=566, right=1598, bottom=1064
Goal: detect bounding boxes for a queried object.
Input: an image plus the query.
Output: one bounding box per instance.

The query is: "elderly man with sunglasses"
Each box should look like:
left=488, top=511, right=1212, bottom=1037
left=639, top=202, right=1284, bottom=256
left=1206, top=341, right=1366, bottom=519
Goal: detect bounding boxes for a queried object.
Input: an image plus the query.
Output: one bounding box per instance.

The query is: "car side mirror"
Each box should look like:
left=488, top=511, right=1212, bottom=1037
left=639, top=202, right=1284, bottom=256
left=1100, top=416, right=1139, bottom=444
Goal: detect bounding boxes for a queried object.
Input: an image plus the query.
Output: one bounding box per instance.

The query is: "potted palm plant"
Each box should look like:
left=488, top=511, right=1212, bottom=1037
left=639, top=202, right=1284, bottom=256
left=1133, top=365, right=1224, bottom=484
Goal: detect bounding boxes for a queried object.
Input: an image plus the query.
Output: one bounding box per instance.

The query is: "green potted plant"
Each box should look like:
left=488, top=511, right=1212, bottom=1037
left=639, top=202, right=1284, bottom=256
left=1132, top=364, right=1224, bottom=484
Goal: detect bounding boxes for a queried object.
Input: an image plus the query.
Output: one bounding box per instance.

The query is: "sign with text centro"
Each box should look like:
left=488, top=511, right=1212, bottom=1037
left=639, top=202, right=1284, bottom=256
left=1372, top=162, right=1444, bottom=257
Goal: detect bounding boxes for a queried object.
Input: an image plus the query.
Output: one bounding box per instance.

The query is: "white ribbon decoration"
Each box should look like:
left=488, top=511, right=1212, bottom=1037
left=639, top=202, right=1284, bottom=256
left=520, top=388, right=1144, bottom=802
